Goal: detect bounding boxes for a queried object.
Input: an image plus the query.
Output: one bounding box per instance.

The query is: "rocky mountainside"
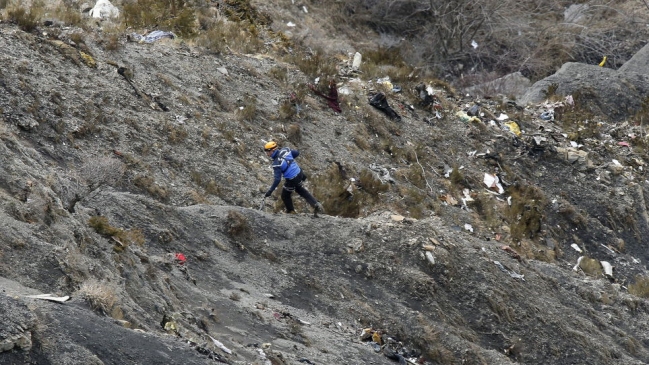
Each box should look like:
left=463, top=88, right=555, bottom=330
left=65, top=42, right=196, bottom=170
left=3, top=1, right=649, bottom=365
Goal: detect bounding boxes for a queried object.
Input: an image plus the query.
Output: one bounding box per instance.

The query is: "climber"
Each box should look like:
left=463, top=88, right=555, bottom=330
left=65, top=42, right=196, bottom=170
left=263, top=141, right=324, bottom=215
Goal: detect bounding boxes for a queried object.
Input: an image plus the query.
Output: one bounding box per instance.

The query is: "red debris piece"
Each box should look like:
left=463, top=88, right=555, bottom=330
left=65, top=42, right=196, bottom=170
left=618, top=141, right=630, bottom=147
left=175, top=253, right=187, bottom=265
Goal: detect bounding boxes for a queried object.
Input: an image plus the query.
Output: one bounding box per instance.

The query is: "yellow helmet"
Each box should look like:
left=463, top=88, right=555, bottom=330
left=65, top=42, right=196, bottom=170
left=264, top=141, right=278, bottom=151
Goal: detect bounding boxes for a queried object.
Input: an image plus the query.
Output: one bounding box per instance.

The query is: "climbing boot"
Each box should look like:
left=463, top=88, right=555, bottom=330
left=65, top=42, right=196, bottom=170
left=313, top=202, right=324, bottom=217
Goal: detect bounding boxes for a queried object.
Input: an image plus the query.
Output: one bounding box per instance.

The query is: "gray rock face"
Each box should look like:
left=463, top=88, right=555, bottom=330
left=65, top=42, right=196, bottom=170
left=619, top=42, right=649, bottom=74
left=0, top=294, right=35, bottom=354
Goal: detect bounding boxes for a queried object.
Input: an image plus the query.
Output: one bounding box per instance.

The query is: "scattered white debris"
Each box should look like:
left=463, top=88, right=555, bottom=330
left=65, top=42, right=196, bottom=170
left=497, top=113, right=509, bottom=121
left=570, top=243, right=582, bottom=253
left=303, top=6, right=308, bottom=13
left=464, top=223, right=473, bottom=233
left=471, top=40, right=478, bottom=49
left=287, top=21, right=296, bottom=27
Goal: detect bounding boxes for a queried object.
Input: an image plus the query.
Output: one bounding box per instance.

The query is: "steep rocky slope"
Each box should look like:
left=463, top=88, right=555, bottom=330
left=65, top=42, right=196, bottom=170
left=3, top=3, right=649, bottom=365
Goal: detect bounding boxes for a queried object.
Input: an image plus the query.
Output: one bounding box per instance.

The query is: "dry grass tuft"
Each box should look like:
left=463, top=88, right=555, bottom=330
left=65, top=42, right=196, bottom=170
left=122, top=0, right=196, bottom=37
left=287, top=124, right=301, bottom=145
left=506, top=183, right=546, bottom=242
left=226, top=210, right=251, bottom=238
left=5, top=4, right=41, bottom=32
left=78, top=279, right=118, bottom=315
left=164, top=123, right=188, bottom=144
left=194, top=19, right=262, bottom=54
left=629, top=275, right=649, bottom=298
left=80, top=156, right=126, bottom=190
left=88, top=216, right=145, bottom=251
left=133, top=175, right=170, bottom=201
left=285, top=49, right=338, bottom=79
left=579, top=257, right=603, bottom=277
left=237, top=94, right=257, bottom=121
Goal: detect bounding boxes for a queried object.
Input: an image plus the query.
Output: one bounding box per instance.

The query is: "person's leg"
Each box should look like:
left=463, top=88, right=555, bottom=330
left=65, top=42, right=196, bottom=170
left=282, top=184, right=296, bottom=212
left=295, top=185, right=317, bottom=207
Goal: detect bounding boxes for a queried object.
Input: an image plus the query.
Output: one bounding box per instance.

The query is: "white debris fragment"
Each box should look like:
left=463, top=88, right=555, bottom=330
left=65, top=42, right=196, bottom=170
left=484, top=173, right=504, bottom=194
left=570, top=243, right=582, bottom=253
left=352, top=52, right=362, bottom=70
left=573, top=256, right=584, bottom=271
left=464, top=223, right=473, bottom=232
left=494, top=261, right=525, bottom=281
left=601, top=261, right=613, bottom=277
left=217, top=67, right=228, bottom=76
left=570, top=141, right=583, bottom=148
left=26, top=294, right=70, bottom=302
left=89, top=0, right=120, bottom=19
left=257, top=348, right=272, bottom=365
left=287, top=21, right=296, bottom=27
left=425, top=251, right=435, bottom=265
left=209, top=336, right=232, bottom=354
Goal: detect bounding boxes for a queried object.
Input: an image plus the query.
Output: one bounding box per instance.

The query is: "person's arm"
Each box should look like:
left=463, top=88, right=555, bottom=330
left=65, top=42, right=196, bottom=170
left=265, top=167, right=282, bottom=197
left=290, top=149, right=300, bottom=158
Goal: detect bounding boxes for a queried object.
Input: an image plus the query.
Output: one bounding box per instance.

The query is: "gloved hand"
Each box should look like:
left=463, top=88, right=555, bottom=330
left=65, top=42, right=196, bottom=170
left=264, top=191, right=272, bottom=198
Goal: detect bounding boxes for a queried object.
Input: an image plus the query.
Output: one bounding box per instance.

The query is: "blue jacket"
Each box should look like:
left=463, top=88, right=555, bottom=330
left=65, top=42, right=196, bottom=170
left=265, top=148, right=301, bottom=196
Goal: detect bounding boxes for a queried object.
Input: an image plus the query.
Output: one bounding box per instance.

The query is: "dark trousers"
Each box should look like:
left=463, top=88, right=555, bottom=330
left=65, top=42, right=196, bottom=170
left=282, top=171, right=317, bottom=212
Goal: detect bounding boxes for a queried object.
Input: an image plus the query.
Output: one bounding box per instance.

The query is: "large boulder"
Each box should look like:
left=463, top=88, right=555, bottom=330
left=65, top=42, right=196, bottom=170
left=519, top=62, right=649, bottom=122
left=618, top=42, right=649, bottom=74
